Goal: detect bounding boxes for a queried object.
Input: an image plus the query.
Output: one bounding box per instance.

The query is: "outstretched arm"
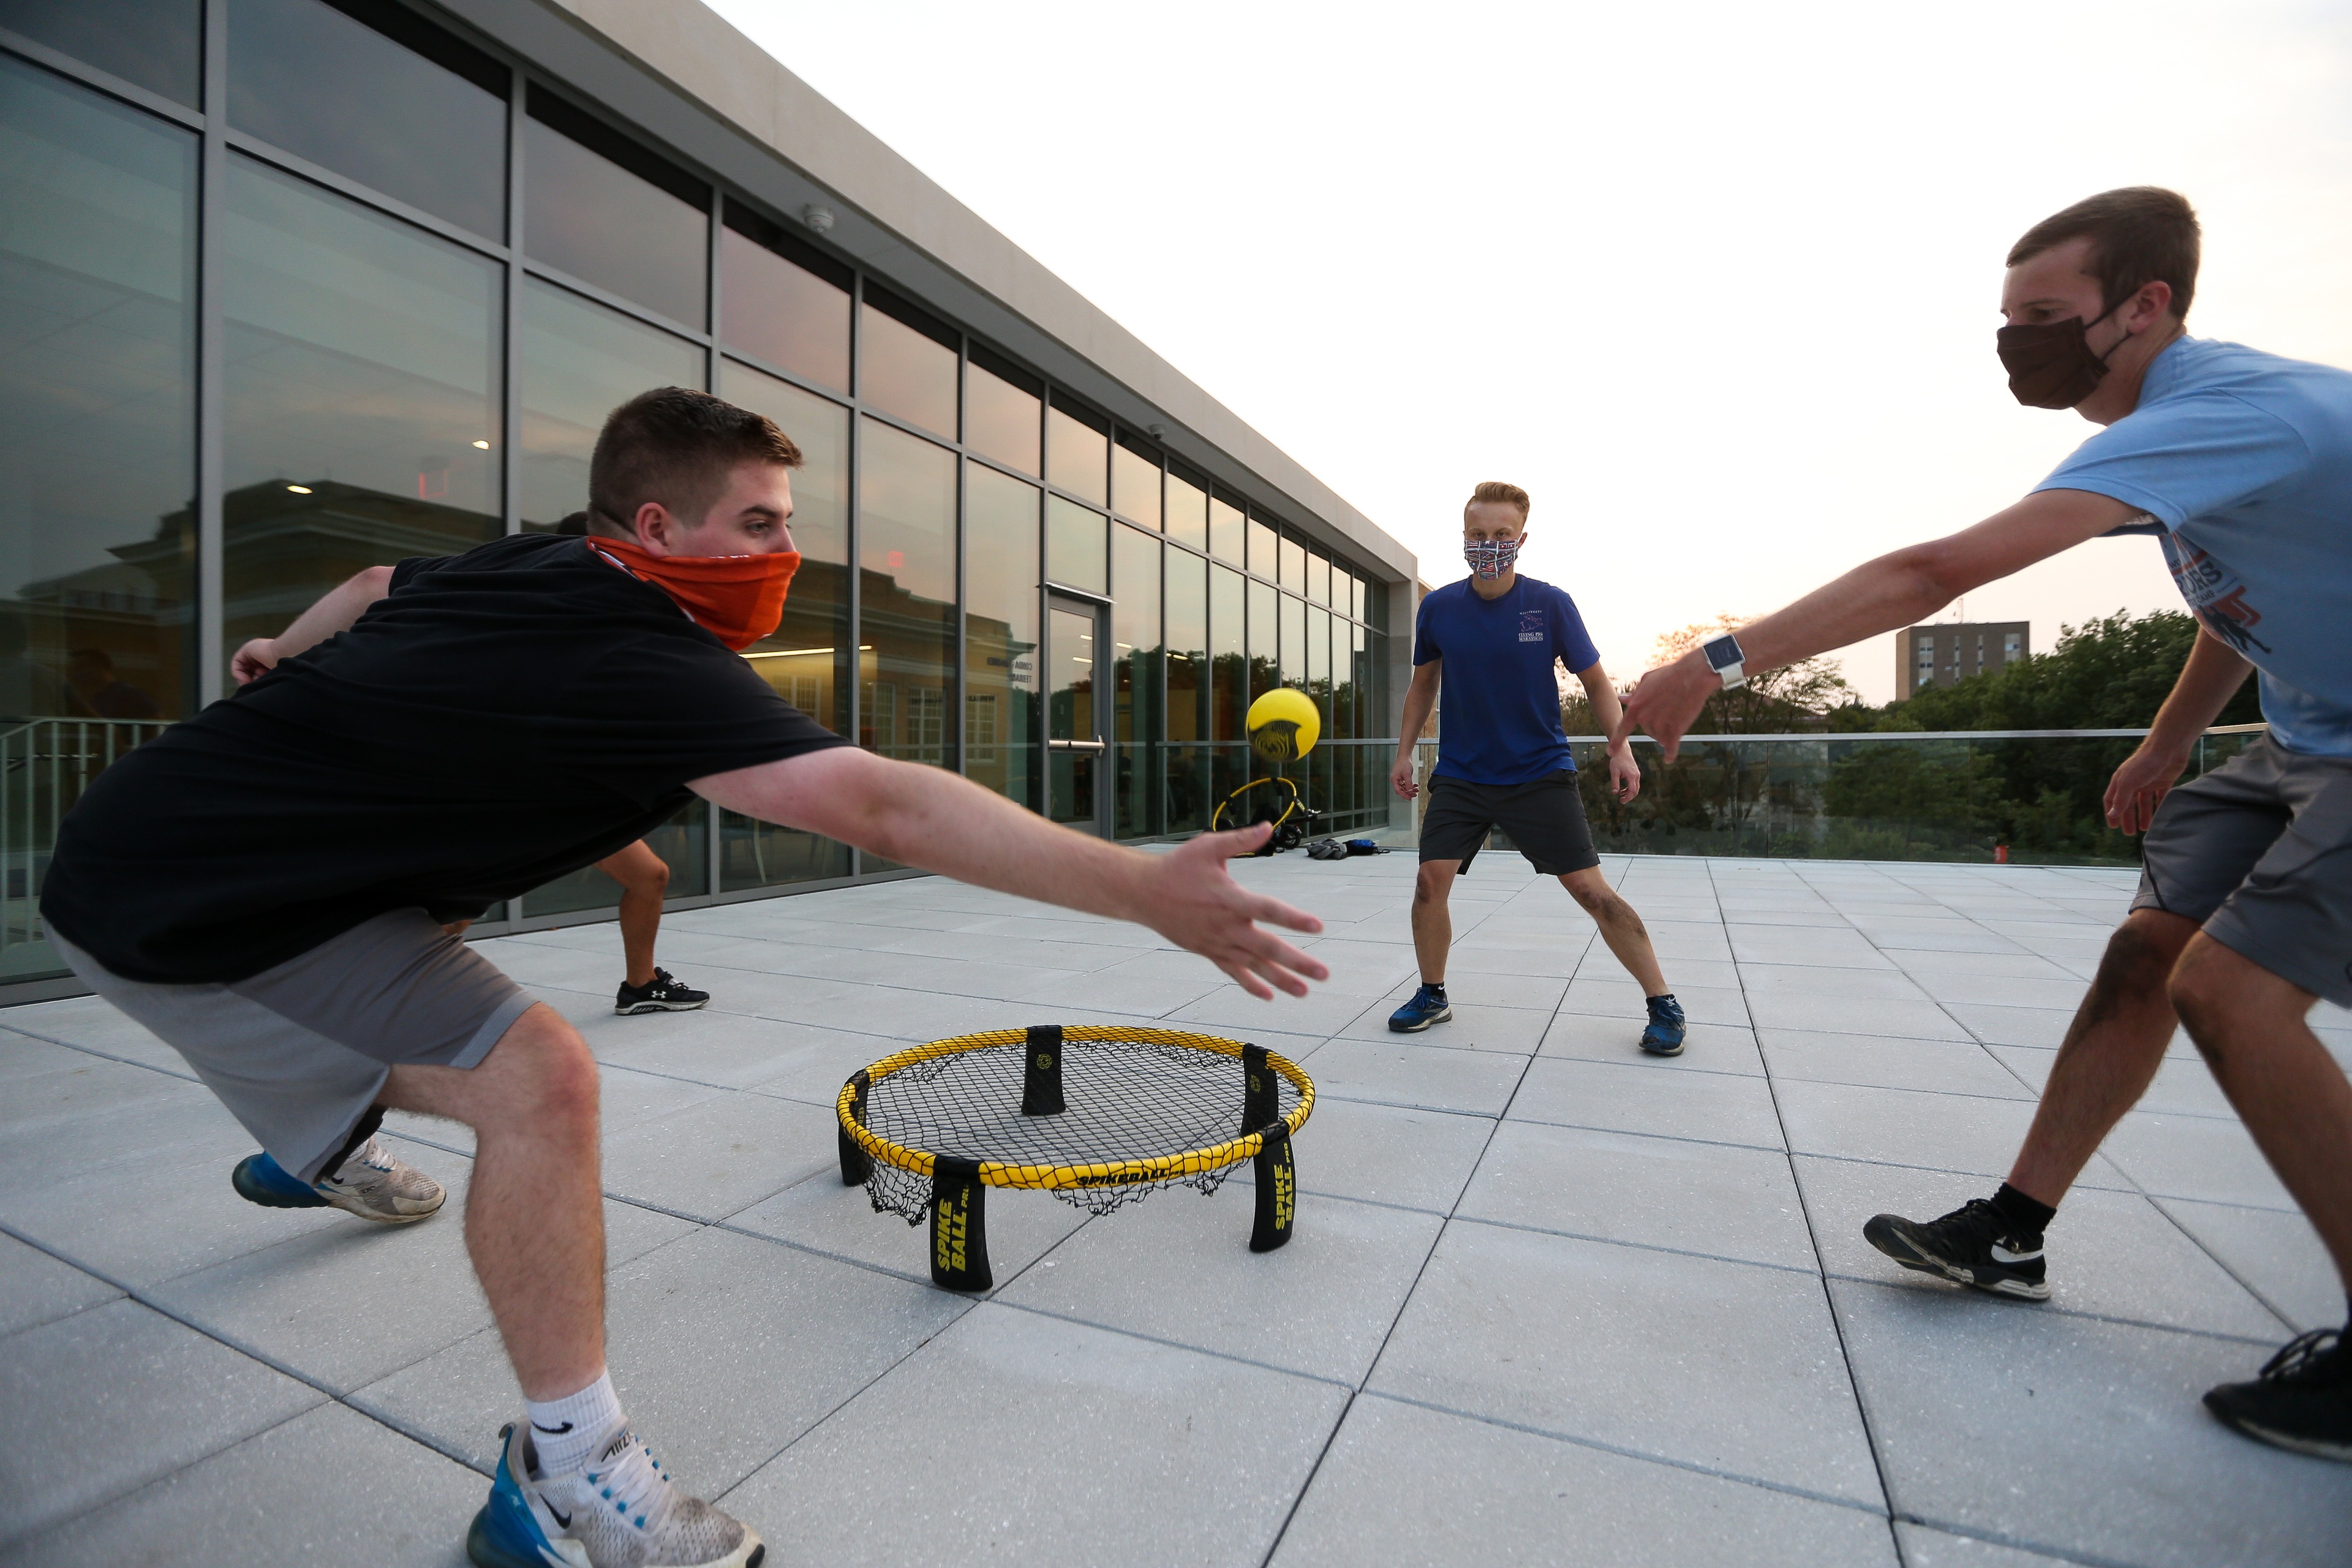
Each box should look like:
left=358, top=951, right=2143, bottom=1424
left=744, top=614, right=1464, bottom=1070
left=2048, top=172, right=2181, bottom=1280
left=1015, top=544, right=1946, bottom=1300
left=230, top=565, right=394, bottom=685
left=1619, top=488, right=2141, bottom=758
left=2105, top=625, right=2255, bottom=834
left=1574, top=662, right=1641, bottom=802
left=692, top=747, right=1331, bottom=999
left=1390, top=659, right=1440, bottom=799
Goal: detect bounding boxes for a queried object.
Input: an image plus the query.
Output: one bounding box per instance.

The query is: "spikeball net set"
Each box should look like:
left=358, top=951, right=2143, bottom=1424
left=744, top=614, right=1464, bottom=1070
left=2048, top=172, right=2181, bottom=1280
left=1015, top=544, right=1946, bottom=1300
left=836, top=1025, right=1314, bottom=1291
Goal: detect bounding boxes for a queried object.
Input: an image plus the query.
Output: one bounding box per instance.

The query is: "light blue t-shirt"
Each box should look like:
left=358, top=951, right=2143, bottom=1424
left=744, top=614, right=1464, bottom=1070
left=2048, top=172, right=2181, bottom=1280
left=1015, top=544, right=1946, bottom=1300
left=2034, top=336, right=2352, bottom=756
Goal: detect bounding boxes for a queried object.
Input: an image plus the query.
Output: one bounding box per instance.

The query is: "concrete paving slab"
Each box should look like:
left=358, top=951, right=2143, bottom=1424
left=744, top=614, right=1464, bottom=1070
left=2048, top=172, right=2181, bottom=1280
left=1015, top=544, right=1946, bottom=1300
left=1727, top=925, right=1894, bottom=968
left=1459, top=1120, right=1814, bottom=1270
left=720, top=1302, right=1349, bottom=1568
left=1339, top=998, right=1551, bottom=1052
left=728, top=1164, right=1091, bottom=1287
left=1882, top=948, right=2079, bottom=980
left=0, top=1298, right=322, bottom=1550
left=1740, top=963, right=1932, bottom=1001
left=1893, top=1521, right=2084, bottom=1566
left=1561, top=976, right=1747, bottom=1026
left=1368, top=1223, right=1882, bottom=1505
left=1508, top=1057, right=1786, bottom=1150
left=0, top=1229, right=120, bottom=1338
left=1758, top=1031, right=2035, bottom=1101
left=1251, top=1096, right=1494, bottom=1214
left=1744, top=990, right=1971, bottom=1041
left=584, top=1007, right=892, bottom=1091
left=1376, top=970, right=1568, bottom=1013
left=1941, top=1006, right=2083, bottom=1050
left=1773, top=1080, right=2068, bottom=1183
left=598, top=1091, right=840, bottom=1221
left=2154, top=1197, right=2345, bottom=1333
left=1831, top=1276, right=2352, bottom=1568
left=2100, top=1110, right=2298, bottom=1211
left=1270, top=1396, right=1898, bottom=1568
left=1300, top=1038, right=1528, bottom=1117
left=1540, top=1011, right=1764, bottom=1073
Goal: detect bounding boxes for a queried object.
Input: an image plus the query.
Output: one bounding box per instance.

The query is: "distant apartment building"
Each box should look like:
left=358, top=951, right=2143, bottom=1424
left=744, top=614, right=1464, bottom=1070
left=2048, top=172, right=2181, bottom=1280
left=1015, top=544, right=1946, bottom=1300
left=1899, top=621, right=2030, bottom=698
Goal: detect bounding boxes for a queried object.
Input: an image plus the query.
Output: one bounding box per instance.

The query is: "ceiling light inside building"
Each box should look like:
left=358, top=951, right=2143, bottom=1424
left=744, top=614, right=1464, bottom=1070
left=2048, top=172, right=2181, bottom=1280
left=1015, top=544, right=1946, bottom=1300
left=286, top=484, right=312, bottom=494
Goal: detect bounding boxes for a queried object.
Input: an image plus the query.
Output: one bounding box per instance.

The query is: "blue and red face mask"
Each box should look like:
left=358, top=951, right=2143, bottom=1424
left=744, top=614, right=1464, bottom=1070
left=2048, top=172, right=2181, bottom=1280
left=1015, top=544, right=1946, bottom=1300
left=1463, top=537, right=1521, bottom=580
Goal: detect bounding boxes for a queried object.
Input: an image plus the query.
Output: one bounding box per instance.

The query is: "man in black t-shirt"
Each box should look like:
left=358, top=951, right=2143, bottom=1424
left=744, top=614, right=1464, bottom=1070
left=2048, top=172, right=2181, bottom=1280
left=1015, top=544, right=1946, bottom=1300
left=42, top=388, right=1330, bottom=1568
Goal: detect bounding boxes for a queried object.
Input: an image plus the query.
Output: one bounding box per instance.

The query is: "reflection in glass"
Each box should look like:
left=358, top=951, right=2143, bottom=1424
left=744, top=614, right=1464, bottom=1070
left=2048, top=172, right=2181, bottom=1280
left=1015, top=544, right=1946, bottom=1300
left=1210, top=564, right=1244, bottom=741
left=1308, top=605, right=1332, bottom=731
left=1046, top=603, right=1098, bottom=827
left=229, top=0, right=507, bottom=239
left=1046, top=497, right=1106, bottom=595
left=715, top=360, right=853, bottom=888
left=965, top=348, right=1039, bottom=475
left=1280, top=534, right=1306, bottom=592
left=720, top=212, right=850, bottom=391
left=1248, top=516, right=1278, bottom=579
left=859, top=290, right=956, bottom=437
left=1349, top=572, right=1364, bottom=624
left=3, top=0, right=201, bottom=107
left=1166, top=470, right=1208, bottom=552
left=1113, top=524, right=1160, bottom=838
left=222, top=156, right=501, bottom=668
left=1247, top=578, right=1276, bottom=703
left=1279, top=592, right=1304, bottom=688
left=1112, top=437, right=1161, bottom=530
left=964, top=464, right=1039, bottom=811
left=1310, top=551, right=1331, bottom=607
left=518, top=278, right=701, bottom=528
left=859, top=418, right=955, bottom=769
left=524, top=89, right=707, bottom=326
left=0, top=60, right=194, bottom=981
left=1047, top=401, right=1107, bottom=506
left=521, top=801, right=706, bottom=916
left=1210, top=494, right=1244, bottom=565
left=1164, top=550, right=1207, bottom=831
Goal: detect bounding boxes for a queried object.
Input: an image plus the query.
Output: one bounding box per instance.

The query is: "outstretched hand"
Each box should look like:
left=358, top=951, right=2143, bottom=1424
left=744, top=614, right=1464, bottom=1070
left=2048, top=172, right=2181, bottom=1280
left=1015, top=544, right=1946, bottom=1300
left=1141, top=823, right=1330, bottom=1000
left=1616, top=654, right=1714, bottom=763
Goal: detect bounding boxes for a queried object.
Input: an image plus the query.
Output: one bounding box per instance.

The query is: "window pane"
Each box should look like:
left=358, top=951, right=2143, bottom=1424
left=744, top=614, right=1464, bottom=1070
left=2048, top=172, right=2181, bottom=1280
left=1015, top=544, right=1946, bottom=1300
left=1365, top=630, right=1389, bottom=737
left=1112, top=525, right=1160, bottom=837
left=719, top=361, right=848, bottom=734
left=1046, top=496, right=1106, bottom=595
left=964, top=349, right=1038, bottom=475
left=1279, top=592, right=1305, bottom=687
left=222, top=155, right=500, bottom=670
left=524, top=93, right=707, bottom=327
left=1210, top=564, right=1243, bottom=742
left=0, top=60, right=194, bottom=980
left=1247, top=578, right=1276, bottom=703
left=522, top=798, right=705, bottom=916
left=1349, top=572, right=1364, bottom=623
left=1341, top=620, right=1366, bottom=741
left=1208, top=494, right=1243, bottom=565
left=1280, top=533, right=1306, bottom=592
left=964, top=463, right=1038, bottom=811
left=1308, top=605, right=1331, bottom=728
left=1047, top=401, right=1107, bottom=506
left=1248, top=516, right=1277, bottom=579
left=1166, top=470, right=1207, bottom=552
left=859, top=293, right=956, bottom=437
left=1112, top=439, right=1161, bottom=529
left=519, top=277, right=703, bottom=527
left=3, top=0, right=200, bottom=107
left=1310, top=550, right=1332, bottom=607
left=858, top=418, right=954, bottom=768
left=229, top=0, right=507, bottom=239
left=720, top=221, right=848, bottom=391
left=1164, top=549, right=1207, bottom=833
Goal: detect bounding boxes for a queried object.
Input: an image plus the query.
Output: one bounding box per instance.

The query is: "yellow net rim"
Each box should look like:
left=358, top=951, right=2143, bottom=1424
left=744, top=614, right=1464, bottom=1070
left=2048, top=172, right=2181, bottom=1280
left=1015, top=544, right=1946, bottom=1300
left=836, top=1025, right=1315, bottom=1192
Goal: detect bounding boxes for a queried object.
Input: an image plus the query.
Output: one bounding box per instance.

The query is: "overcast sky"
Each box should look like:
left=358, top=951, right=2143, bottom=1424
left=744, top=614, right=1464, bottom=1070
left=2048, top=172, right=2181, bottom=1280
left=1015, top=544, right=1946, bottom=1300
left=709, top=0, right=2352, bottom=703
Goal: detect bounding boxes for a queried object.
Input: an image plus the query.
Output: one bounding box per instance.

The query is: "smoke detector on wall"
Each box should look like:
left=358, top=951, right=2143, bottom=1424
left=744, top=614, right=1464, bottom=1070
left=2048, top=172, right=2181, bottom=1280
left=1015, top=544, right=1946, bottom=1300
left=802, top=205, right=834, bottom=233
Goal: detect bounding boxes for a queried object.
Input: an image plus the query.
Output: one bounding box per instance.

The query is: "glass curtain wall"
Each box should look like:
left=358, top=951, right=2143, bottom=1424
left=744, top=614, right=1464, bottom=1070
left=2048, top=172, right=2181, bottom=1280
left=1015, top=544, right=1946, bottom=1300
left=0, top=10, right=1400, bottom=992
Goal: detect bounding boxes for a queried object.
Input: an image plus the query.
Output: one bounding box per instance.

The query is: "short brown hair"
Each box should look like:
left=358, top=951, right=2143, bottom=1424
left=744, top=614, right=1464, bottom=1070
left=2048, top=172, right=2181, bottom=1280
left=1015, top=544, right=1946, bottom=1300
left=588, top=386, right=802, bottom=535
left=1464, top=481, right=1530, bottom=522
left=2007, top=187, right=2200, bottom=320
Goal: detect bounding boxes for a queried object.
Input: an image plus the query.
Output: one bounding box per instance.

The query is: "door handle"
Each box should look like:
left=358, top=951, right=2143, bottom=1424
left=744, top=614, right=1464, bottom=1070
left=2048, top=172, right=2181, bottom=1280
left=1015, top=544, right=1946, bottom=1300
left=1047, top=739, right=1108, bottom=753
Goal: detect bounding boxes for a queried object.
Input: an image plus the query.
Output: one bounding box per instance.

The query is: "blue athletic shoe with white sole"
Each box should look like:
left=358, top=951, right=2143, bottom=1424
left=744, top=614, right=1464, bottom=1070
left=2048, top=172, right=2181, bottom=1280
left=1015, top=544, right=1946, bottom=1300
left=232, top=1138, right=445, bottom=1224
left=1639, top=993, right=1686, bottom=1057
left=467, top=1418, right=763, bottom=1568
left=1388, top=984, right=1452, bottom=1033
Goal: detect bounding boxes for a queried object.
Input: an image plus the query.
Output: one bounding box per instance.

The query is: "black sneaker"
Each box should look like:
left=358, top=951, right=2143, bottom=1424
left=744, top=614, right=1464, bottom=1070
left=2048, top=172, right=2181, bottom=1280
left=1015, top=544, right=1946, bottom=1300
left=1863, top=1197, right=2049, bottom=1301
left=2204, top=1329, right=2352, bottom=1461
left=615, top=968, right=709, bottom=1016
left=1639, top=994, right=1686, bottom=1057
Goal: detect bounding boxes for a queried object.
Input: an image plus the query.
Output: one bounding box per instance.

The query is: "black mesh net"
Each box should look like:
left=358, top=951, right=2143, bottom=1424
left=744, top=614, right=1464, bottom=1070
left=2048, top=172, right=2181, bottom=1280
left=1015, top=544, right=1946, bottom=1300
left=856, top=1033, right=1305, bottom=1221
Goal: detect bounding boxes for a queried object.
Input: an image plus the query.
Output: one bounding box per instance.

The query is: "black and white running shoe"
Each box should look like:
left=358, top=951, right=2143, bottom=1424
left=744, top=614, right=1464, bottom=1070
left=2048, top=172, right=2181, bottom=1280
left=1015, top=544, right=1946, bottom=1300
left=616, top=968, right=709, bottom=1016
left=1863, top=1197, right=2049, bottom=1301
left=2204, top=1329, right=2352, bottom=1462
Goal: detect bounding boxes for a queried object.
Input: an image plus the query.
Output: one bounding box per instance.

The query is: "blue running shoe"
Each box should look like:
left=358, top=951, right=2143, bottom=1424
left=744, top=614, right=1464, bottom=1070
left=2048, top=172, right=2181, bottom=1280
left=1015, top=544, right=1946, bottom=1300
left=1388, top=984, right=1452, bottom=1033
left=1640, top=993, right=1686, bottom=1057
left=232, top=1137, right=445, bottom=1224
left=468, top=1419, right=763, bottom=1568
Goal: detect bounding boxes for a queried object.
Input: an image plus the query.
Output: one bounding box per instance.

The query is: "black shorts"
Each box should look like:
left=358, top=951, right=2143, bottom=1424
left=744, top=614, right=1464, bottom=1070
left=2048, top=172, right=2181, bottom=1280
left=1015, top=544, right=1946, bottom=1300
left=1419, top=770, right=1599, bottom=877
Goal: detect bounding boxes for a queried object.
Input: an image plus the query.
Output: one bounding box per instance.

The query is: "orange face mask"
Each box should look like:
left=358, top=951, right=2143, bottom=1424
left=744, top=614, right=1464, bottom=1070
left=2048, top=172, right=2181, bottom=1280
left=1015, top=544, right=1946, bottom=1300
left=588, top=537, right=798, bottom=652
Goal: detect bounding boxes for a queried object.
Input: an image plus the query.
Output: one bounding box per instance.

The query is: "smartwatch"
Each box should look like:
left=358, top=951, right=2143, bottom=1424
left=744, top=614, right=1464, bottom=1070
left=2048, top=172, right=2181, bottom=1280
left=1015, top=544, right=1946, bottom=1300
left=1700, top=631, right=1747, bottom=691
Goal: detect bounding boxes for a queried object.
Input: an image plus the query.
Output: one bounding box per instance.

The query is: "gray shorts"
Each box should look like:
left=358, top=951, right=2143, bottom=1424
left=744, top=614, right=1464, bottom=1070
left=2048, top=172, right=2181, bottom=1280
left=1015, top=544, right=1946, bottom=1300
left=2133, top=734, right=2352, bottom=1008
left=55, top=909, right=535, bottom=1183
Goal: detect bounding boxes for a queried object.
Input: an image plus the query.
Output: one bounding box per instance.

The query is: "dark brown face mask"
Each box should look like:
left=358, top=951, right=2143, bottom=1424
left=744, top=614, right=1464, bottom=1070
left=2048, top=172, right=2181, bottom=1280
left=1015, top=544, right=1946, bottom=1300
left=1997, top=298, right=2127, bottom=409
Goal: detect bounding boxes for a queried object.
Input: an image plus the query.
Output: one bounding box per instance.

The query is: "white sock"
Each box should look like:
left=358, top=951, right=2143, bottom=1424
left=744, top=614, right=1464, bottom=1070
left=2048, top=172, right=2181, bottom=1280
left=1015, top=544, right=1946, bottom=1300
left=526, top=1370, right=622, bottom=1477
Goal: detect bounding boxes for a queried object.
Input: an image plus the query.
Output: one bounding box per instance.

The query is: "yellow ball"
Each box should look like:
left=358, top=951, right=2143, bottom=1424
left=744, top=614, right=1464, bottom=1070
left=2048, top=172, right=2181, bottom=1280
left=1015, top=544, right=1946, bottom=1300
left=1246, top=687, right=1321, bottom=764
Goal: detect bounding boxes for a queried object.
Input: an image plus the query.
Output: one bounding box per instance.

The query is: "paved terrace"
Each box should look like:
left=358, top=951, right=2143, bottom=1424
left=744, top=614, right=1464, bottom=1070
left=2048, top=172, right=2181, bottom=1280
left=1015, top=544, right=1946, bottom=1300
left=3, top=853, right=2350, bottom=1566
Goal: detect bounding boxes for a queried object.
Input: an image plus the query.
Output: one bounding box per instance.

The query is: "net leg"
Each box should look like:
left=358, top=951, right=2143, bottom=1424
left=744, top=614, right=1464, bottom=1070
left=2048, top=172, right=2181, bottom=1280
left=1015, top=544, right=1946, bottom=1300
left=929, top=1156, right=993, bottom=1291
left=838, top=1071, right=873, bottom=1186
left=1251, top=1123, right=1296, bottom=1252
left=1021, top=1023, right=1066, bottom=1115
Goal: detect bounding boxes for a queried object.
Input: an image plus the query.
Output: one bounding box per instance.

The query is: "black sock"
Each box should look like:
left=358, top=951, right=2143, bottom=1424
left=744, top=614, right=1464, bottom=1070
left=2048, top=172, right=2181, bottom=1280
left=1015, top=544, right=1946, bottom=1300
left=1991, top=1182, right=2056, bottom=1239
left=1425, top=982, right=1446, bottom=1000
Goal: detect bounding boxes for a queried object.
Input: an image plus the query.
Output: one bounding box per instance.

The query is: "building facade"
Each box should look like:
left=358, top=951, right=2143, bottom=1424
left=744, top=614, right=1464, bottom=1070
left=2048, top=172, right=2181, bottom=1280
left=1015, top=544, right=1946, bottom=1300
left=1898, top=620, right=2030, bottom=699
left=0, top=0, right=1415, bottom=1000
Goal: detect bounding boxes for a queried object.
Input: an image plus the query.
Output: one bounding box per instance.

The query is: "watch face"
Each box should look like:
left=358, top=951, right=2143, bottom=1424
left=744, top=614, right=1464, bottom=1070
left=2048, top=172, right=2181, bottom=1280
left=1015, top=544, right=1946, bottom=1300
left=1703, top=636, right=1741, bottom=671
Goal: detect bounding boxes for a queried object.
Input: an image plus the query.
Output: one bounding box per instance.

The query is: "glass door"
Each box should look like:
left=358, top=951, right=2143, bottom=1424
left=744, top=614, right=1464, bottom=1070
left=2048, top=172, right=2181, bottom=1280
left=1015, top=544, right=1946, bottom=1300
left=1045, top=594, right=1109, bottom=833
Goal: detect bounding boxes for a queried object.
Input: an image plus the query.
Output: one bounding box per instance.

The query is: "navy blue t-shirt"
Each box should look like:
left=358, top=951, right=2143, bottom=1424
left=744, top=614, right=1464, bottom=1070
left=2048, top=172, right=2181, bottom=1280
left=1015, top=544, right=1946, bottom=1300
left=1413, top=575, right=1601, bottom=785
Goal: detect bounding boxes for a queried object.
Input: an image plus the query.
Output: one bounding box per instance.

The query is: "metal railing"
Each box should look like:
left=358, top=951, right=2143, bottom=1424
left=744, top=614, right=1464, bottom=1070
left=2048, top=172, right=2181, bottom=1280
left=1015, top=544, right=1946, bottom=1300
left=1409, top=723, right=2270, bottom=867
left=0, top=718, right=168, bottom=977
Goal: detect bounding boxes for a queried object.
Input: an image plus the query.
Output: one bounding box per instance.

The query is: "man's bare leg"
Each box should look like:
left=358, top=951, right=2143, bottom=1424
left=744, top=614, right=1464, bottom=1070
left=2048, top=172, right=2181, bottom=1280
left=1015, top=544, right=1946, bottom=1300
left=596, top=840, right=670, bottom=989
left=1558, top=866, right=1668, bottom=997
left=2005, top=908, right=2195, bottom=1206
left=380, top=1003, right=604, bottom=1399
left=2170, top=935, right=2352, bottom=1291
left=1411, top=859, right=1458, bottom=984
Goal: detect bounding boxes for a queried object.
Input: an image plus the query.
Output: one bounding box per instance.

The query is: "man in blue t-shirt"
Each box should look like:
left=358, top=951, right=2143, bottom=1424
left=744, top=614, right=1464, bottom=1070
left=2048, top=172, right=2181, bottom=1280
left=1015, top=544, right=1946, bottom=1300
left=1622, top=187, right=2352, bottom=1460
left=1387, top=481, right=1684, bottom=1055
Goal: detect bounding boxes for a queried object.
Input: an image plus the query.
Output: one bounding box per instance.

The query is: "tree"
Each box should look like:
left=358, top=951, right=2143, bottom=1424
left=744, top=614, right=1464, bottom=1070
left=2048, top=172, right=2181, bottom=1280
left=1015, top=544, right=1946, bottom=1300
left=1653, top=616, right=1858, bottom=733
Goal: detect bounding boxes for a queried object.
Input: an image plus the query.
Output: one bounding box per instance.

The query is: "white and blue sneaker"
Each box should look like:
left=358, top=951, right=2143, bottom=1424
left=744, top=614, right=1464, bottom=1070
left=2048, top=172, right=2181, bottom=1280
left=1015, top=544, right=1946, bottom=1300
left=1638, top=994, right=1687, bottom=1057
left=1388, top=984, right=1452, bottom=1033
left=469, top=1417, right=763, bottom=1568
left=231, top=1136, right=445, bottom=1224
